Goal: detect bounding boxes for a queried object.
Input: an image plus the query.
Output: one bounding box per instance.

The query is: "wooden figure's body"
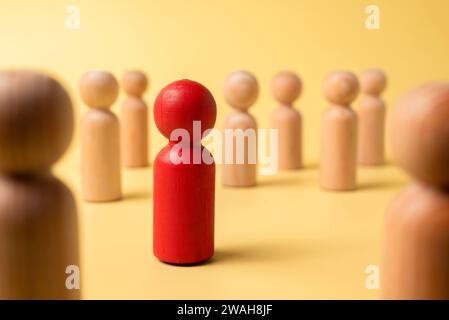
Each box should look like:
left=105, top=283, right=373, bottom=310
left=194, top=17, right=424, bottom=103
left=358, top=96, right=385, bottom=165
left=154, top=144, right=215, bottom=264
left=121, top=71, right=149, bottom=167
left=271, top=71, right=303, bottom=170
left=358, top=69, right=387, bottom=165
left=0, top=71, right=79, bottom=299
left=384, top=183, right=449, bottom=299
left=0, top=174, right=79, bottom=299
left=222, top=110, right=257, bottom=187
left=384, top=83, right=449, bottom=299
left=320, top=106, right=357, bottom=190
left=222, top=70, right=259, bottom=187
left=320, top=71, right=359, bottom=191
left=272, top=106, right=302, bottom=170
left=153, top=79, right=217, bottom=265
left=81, top=109, right=121, bottom=201
left=79, top=71, right=122, bottom=202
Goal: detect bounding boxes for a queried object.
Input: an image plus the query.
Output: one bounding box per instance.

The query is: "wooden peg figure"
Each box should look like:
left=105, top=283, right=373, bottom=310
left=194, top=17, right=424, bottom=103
left=121, top=70, right=150, bottom=167
left=384, top=83, right=449, bottom=299
left=320, top=71, right=359, bottom=191
left=222, top=70, right=259, bottom=187
left=0, top=71, right=79, bottom=299
left=357, top=69, right=387, bottom=165
left=79, top=71, right=121, bottom=202
left=271, top=71, right=303, bottom=170
left=153, top=79, right=217, bottom=265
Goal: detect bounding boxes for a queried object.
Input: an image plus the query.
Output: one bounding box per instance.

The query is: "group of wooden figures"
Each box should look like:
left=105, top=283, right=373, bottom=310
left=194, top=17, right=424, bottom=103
left=0, top=68, right=448, bottom=299
left=222, top=69, right=386, bottom=189
left=80, top=70, right=149, bottom=202
left=79, top=68, right=387, bottom=199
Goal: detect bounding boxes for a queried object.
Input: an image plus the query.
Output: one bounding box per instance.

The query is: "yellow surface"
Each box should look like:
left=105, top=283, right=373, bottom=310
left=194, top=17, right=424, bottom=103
left=76, top=164, right=408, bottom=299
left=1, top=0, right=448, bottom=299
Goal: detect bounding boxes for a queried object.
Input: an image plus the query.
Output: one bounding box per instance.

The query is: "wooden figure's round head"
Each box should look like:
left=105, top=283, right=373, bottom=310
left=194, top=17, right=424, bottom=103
left=154, top=79, right=217, bottom=139
left=79, top=71, right=119, bottom=109
left=360, top=69, right=387, bottom=95
left=224, top=70, right=258, bottom=111
left=0, top=71, right=74, bottom=174
left=122, top=70, right=148, bottom=96
left=390, top=82, right=449, bottom=187
left=323, top=71, right=359, bottom=106
left=271, top=71, right=302, bottom=105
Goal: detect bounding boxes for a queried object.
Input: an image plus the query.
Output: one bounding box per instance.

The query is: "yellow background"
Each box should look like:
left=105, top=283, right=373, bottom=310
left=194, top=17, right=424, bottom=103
left=1, top=0, right=448, bottom=299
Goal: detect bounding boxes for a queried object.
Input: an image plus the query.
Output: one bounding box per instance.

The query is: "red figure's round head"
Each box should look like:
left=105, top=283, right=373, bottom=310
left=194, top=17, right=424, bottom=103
left=154, top=79, right=217, bottom=140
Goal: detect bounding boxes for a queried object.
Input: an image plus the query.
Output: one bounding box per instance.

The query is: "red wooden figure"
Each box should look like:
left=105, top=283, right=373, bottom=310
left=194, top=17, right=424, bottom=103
left=153, top=79, right=217, bottom=265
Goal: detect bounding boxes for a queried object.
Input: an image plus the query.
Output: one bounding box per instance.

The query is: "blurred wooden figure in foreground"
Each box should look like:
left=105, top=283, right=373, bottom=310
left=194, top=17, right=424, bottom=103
left=0, top=71, right=79, bottom=299
left=384, top=83, right=449, bottom=299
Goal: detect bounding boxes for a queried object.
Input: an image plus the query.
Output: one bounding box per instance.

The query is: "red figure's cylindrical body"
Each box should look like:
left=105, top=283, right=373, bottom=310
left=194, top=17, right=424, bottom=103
left=154, top=144, right=215, bottom=264
left=153, top=79, right=217, bottom=265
